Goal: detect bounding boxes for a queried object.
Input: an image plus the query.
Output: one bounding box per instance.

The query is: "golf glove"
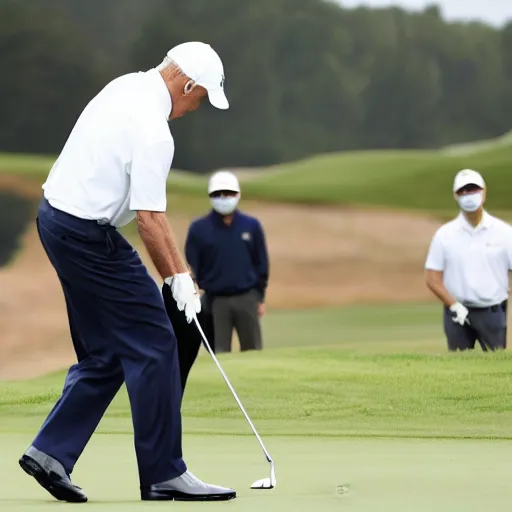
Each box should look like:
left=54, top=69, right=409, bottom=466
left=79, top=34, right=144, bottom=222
left=449, top=302, right=470, bottom=326
left=164, top=273, right=201, bottom=324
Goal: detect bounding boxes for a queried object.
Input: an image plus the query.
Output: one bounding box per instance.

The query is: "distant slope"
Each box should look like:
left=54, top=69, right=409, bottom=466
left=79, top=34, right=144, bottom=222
left=168, top=131, right=512, bottom=211
left=239, top=144, right=512, bottom=211
left=1, top=130, right=511, bottom=212
left=0, top=153, right=56, bottom=180
left=165, top=146, right=512, bottom=212
left=441, top=130, right=512, bottom=156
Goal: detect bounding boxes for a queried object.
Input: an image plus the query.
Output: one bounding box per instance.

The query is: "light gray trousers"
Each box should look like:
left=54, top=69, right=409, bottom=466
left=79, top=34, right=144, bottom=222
left=211, top=290, right=262, bottom=353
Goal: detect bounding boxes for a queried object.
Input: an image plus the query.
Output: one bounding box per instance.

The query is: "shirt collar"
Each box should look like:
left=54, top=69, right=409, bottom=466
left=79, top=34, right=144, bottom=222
left=456, top=210, right=492, bottom=231
left=209, top=209, right=239, bottom=225
left=146, top=68, right=172, bottom=119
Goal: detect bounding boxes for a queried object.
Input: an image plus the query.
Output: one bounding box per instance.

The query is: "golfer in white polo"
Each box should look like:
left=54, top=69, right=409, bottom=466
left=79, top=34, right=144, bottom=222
left=19, top=42, right=236, bottom=502
left=425, top=169, right=512, bottom=351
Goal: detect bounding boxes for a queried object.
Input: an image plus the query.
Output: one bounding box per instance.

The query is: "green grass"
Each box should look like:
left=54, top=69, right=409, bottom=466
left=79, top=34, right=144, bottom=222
left=2, top=130, right=512, bottom=213
left=3, top=434, right=511, bottom=511
left=153, top=144, right=512, bottom=214
left=240, top=146, right=512, bottom=211
left=2, top=303, right=512, bottom=509
left=2, top=301, right=512, bottom=439
left=2, top=133, right=512, bottom=508
left=0, top=153, right=57, bottom=181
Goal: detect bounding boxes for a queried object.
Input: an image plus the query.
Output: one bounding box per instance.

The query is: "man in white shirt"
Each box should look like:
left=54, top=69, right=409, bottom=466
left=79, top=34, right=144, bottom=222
left=18, top=42, right=236, bottom=503
left=425, top=169, right=512, bottom=351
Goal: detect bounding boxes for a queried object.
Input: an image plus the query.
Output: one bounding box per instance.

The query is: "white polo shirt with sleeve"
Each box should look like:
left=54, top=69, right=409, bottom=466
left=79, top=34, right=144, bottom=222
left=42, top=68, right=174, bottom=228
left=425, top=212, right=512, bottom=307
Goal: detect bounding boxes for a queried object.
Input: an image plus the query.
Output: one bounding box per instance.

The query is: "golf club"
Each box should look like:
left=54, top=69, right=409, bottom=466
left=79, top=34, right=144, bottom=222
left=192, top=315, right=276, bottom=490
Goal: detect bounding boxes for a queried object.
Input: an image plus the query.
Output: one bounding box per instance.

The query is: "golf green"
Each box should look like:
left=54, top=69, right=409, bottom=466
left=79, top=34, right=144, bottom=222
left=1, top=434, right=511, bottom=511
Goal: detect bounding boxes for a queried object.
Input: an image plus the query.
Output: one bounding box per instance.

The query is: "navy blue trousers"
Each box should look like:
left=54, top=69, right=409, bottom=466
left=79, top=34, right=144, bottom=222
left=32, top=197, right=186, bottom=487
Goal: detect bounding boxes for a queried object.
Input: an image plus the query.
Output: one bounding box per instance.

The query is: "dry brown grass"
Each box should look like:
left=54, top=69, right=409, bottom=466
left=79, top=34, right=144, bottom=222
left=0, top=197, right=444, bottom=379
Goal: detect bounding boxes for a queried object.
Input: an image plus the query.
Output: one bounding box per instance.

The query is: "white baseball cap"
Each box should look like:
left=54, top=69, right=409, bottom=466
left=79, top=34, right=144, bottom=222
left=453, top=169, right=486, bottom=192
left=208, top=171, right=240, bottom=194
left=166, top=41, right=229, bottom=110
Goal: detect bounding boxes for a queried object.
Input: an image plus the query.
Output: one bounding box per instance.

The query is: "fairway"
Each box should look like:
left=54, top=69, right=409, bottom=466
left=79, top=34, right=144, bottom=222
left=2, top=139, right=512, bottom=510
left=2, top=302, right=512, bottom=510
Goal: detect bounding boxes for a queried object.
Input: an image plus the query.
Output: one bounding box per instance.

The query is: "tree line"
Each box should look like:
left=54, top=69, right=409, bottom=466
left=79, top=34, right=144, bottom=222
left=1, top=0, right=511, bottom=172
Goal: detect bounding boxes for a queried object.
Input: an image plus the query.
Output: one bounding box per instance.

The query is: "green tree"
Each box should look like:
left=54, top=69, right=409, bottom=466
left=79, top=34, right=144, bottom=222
left=0, top=0, right=510, bottom=171
left=0, top=1, right=103, bottom=154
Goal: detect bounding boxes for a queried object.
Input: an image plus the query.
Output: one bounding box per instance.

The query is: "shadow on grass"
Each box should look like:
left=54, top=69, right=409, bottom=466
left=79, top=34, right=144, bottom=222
left=0, top=499, right=144, bottom=506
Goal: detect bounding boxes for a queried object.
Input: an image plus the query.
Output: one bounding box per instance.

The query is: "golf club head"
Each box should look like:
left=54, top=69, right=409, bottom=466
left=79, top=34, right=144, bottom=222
left=251, top=462, right=276, bottom=489
left=251, top=477, right=274, bottom=489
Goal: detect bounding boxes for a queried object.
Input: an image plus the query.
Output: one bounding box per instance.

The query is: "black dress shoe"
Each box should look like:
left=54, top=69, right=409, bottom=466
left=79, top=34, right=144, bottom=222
left=19, top=447, right=87, bottom=503
left=141, top=470, right=236, bottom=501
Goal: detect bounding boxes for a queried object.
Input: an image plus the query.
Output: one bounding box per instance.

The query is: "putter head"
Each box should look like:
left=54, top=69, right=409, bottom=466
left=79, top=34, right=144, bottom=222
left=250, top=462, right=276, bottom=489
left=251, top=477, right=273, bottom=489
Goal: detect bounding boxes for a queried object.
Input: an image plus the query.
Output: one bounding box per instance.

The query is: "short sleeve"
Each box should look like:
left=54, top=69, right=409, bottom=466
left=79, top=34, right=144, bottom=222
left=506, top=227, right=512, bottom=270
left=425, top=231, right=445, bottom=271
left=129, top=140, right=174, bottom=212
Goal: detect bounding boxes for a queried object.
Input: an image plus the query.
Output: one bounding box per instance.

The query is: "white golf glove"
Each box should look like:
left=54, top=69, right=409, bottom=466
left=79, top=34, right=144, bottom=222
left=449, top=302, right=470, bottom=326
left=164, top=273, right=201, bottom=324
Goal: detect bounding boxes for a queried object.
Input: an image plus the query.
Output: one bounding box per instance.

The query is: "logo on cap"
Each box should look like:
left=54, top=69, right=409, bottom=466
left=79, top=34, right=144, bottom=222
left=220, top=75, right=225, bottom=88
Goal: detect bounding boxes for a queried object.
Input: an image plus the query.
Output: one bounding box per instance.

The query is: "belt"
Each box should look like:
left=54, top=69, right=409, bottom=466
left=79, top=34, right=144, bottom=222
left=40, top=196, right=117, bottom=255
left=212, top=287, right=254, bottom=298
left=464, top=300, right=507, bottom=313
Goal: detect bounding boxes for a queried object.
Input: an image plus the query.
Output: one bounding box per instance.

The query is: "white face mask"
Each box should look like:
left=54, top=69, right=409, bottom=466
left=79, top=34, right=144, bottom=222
left=457, top=192, right=483, bottom=212
left=210, top=195, right=240, bottom=215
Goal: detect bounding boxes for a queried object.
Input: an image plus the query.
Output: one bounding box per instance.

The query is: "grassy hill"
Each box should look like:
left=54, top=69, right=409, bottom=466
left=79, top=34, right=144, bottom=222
left=1, top=130, right=511, bottom=214
left=164, top=139, right=512, bottom=212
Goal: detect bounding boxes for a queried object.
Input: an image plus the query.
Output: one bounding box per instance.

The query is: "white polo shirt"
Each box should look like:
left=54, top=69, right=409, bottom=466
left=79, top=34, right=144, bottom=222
left=425, top=211, right=512, bottom=307
left=42, top=68, right=174, bottom=228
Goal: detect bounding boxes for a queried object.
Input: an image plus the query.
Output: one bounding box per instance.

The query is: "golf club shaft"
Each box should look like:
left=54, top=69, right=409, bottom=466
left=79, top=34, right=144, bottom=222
left=193, top=316, right=274, bottom=464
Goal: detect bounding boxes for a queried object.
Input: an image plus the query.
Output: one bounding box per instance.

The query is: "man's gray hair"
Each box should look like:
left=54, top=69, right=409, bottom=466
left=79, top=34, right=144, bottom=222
left=157, top=56, right=185, bottom=75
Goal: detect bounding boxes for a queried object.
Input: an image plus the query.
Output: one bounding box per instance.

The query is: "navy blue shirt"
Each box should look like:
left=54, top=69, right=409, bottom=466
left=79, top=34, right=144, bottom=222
left=185, top=210, right=269, bottom=301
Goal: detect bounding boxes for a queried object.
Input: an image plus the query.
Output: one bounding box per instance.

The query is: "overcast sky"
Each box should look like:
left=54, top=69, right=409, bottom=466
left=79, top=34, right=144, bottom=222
left=337, top=0, right=512, bottom=27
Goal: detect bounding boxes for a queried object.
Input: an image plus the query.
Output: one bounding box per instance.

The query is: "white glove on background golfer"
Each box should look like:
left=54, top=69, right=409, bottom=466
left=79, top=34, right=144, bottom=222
left=449, top=302, right=470, bottom=326
left=164, top=273, right=201, bottom=323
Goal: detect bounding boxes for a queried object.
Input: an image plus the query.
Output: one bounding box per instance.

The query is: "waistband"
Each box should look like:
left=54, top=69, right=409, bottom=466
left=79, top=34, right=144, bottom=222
left=39, top=196, right=117, bottom=253
left=211, top=287, right=255, bottom=298
left=40, top=197, right=115, bottom=231
left=463, top=300, right=507, bottom=313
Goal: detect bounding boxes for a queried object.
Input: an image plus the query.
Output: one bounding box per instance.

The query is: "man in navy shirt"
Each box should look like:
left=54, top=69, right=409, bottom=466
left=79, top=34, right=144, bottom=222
left=185, top=171, right=269, bottom=353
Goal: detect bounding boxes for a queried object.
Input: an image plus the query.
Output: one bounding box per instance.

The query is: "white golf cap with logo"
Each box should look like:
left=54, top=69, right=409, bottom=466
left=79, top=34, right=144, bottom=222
left=453, top=169, right=486, bottom=192
left=166, top=41, right=229, bottom=110
left=208, top=171, right=240, bottom=194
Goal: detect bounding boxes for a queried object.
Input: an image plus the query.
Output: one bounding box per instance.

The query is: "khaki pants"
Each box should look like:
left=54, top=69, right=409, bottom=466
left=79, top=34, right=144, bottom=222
left=212, top=290, right=262, bottom=353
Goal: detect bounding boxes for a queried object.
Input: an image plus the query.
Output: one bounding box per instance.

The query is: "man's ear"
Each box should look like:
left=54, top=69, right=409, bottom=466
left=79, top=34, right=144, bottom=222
left=184, top=80, right=196, bottom=95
